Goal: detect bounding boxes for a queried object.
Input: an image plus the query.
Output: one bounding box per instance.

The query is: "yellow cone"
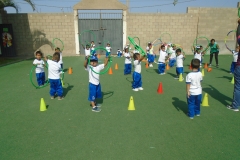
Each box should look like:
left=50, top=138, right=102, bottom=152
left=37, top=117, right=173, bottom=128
left=201, top=93, right=209, bottom=107
left=128, top=96, right=135, bottom=110
left=231, top=77, right=234, bottom=84
left=179, top=73, right=184, bottom=82
left=40, top=98, right=47, bottom=111
left=201, top=69, right=205, bottom=77
left=61, top=78, right=64, bottom=87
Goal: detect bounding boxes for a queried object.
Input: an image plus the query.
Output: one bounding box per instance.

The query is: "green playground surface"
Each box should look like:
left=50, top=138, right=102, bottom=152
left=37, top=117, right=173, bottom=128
left=1, top=55, right=240, bottom=159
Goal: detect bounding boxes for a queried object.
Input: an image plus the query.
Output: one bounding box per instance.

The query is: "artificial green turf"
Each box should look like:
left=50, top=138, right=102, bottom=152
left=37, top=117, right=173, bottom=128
left=0, top=55, right=240, bottom=160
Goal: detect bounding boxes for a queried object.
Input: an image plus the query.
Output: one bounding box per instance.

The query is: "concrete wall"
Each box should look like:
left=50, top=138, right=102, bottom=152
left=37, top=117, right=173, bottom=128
left=2, top=13, right=75, bottom=57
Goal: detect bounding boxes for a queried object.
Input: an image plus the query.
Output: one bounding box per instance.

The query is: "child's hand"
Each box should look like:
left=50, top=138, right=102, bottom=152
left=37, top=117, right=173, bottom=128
left=187, top=92, right=190, bottom=98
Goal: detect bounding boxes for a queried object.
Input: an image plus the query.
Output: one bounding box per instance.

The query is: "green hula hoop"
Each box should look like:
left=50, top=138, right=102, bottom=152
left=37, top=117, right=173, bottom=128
left=160, top=32, right=172, bottom=43
left=88, top=47, right=112, bottom=75
left=128, top=36, right=146, bottom=56
left=79, top=30, right=96, bottom=47
left=133, top=37, right=140, bottom=46
left=52, top=38, right=64, bottom=51
left=225, top=30, right=236, bottom=51
left=238, top=8, right=240, bottom=18
left=193, top=36, right=210, bottom=54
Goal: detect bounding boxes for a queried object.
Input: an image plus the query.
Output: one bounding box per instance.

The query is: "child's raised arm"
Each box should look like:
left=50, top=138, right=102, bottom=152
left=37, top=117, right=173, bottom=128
left=104, top=57, right=109, bottom=67
left=84, top=56, right=89, bottom=68
left=139, top=55, right=146, bottom=62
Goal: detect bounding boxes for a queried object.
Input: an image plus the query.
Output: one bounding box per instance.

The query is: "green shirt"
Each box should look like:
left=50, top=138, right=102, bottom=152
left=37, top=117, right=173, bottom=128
left=209, top=42, right=219, bottom=54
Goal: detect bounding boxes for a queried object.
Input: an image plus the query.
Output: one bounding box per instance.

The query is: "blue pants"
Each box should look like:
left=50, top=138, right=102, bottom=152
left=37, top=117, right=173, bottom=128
left=91, top=50, right=96, bottom=56
left=232, top=66, right=240, bottom=109
left=88, top=83, right=102, bottom=101
left=169, top=58, right=176, bottom=67
left=147, top=54, right=154, bottom=63
left=158, top=63, right=165, bottom=74
left=132, top=72, right=142, bottom=89
left=106, top=52, right=111, bottom=57
left=124, top=64, right=132, bottom=75
left=117, top=52, right=122, bottom=57
left=176, top=67, right=184, bottom=75
left=187, top=94, right=202, bottom=118
left=49, top=79, right=63, bottom=97
left=36, top=72, right=45, bottom=86
left=230, top=62, right=236, bottom=73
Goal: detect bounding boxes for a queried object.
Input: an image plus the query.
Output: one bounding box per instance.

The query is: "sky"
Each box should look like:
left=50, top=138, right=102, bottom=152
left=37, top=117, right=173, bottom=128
left=4, top=0, right=240, bottom=13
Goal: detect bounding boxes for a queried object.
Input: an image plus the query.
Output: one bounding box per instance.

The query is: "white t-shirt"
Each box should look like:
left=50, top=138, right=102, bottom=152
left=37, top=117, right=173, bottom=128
left=91, top=44, right=95, bottom=50
left=232, top=51, right=238, bottom=62
left=33, top=59, right=45, bottom=73
left=47, top=60, right=61, bottom=79
left=170, top=49, right=176, bottom=59
left=85, top=49, right=91, bottom=56
left=124, top=52, right=132, bottom=64
left=87, top=64, right=104, bottom=85
left=186, top=72, right=203, bottom=95
left=133, top=60, right=141, bottom=73
left=194, top=53, right=202, bottom=61
left=58, top=52, right=63, bottom=64
left=167, top=47, right=173, bottom=55
left=106, top=46, right=111, bottom=52
left=158, top=50, right=167, bottom=63
left=146, top=46, right=153, bottom=54
left=176, top=54, right=184, bottom=67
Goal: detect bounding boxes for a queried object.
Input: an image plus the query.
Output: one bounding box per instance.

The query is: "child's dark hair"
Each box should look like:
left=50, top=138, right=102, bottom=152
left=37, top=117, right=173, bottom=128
left=52, top=52, right=60, bottom=61
left=176, top=49, right=181, bottom=53
left=210, top=39, right=215, bottom=42
left=161, top=45, right=165, bottom=49
left=191, top=59, right=200, bottom=69
left=55, top=47, right=60, bottom=51
left=133, top=53, right=140, bottom=60
left=35, top=51, right=42, bottom=56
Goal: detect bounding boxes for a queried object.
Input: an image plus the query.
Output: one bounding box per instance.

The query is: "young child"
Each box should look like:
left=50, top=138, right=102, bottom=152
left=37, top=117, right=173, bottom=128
left=146, top=42, right=154, bottom=67
left=45, top=52, right=63, bottom=100
left=175, top=49, right=185, bottom=79
left=33, top=51, right=45, bottom=86
left=228, top=46, right=239, bottom=74
left=186, top=59, right=203, bottom=119
left=168, top=44, right=177, bottom=67
left=55, top=47, right=63, bottom=69
left=82, top=44, right=91, bottom=59
left=117, top=49, right=123, bottom=57
left=124, top=47, right=132, bottom=75
left=91, top=41, right=96, bottom=55
left=106, top=43, right=111, bottom=57
left=194, top=48, right=203, bottom=68
left=84, top=55, right=109, bottom=112
left=158, top=45, right=168, bottom=75
left=132, top=53, right=146, bottom=91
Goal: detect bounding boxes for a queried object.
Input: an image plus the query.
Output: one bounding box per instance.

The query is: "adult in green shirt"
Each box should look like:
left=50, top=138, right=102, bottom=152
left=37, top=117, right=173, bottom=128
left=205, top=39, right=220, bottom=67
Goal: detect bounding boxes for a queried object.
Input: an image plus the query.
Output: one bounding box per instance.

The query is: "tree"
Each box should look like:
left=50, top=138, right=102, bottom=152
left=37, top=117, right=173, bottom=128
left=0, top=0, right=35, bottom=12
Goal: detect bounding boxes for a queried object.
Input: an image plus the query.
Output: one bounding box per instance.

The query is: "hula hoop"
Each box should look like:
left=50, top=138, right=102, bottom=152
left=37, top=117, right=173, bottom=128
left=52, top=38, right=64, bottom=51
left=225, top=30, right=236, bottom=51
left=191, top=44, right=202, bottom=53
left=238, top=8, right=240, bottom=18
left=133, top=37, right=140, bottom=46
left=128, top=36, right=146, bottom=56
left=79, top=30, right=96, bottom=47
left=160, top=32, right=172, bottom=43
left=153, top=38, right=162, bottom=46
left=88, top=47, right=112, bottom=75
left=193, top=36, right=210, bottom=54
left=30, top=65, right=64, bottom=89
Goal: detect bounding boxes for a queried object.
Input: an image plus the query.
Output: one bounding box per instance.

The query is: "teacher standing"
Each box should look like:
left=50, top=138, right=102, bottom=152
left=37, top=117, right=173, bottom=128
left=205, top=39, right=220, bottom=68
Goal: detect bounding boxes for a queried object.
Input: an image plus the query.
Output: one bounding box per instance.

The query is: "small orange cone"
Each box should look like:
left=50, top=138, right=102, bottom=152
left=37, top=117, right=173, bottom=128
left=115, top=63, right=118, bottom=70
left=108, top=67, right=113, bottom=75
left=189, top=64, right=192, bottom=70
left=68, top=67, right=73, bottom=74
left=145, top=62, right=149, bottom=68
left=166, top=64, right=170, bottom=70
left=157, top=82, right=163, bottom=94
left=207, top=68, right=212, bottom=72
left=204, top=63, right=208, bottom=69
left=97, top=54, right=100, bottom=59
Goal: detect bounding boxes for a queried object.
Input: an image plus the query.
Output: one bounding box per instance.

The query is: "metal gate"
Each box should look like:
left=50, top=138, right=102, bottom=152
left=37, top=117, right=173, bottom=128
left=78, top=11, right=123, bottom=55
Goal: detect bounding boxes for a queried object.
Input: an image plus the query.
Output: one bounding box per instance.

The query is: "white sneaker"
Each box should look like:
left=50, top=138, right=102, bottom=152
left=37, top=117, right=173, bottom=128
left=132, top=88, right=139, bottom=91
left=149, top=64, right=153, bottom=67
left=138, top=87, right=144, bottom=90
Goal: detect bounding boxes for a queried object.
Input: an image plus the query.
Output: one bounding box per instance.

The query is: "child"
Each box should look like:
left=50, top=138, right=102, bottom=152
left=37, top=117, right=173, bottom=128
left=194, top=48, right=203, bottom=68
left=106, top=43, right=111, bottom=57
left=158, top=45, right=168, bottom=75
left=186, top=59, right=203, bottom=119
left=90, top=41, right=96, bottom=55
left=84, top=55, right=109, bottom=112
left=132, top=53, right=145, bottom=91
left=175, top=49, right=185, bottom=79
left=228, top=46, right=239, bottom=74
left=33, top=51, right=45, bottom=86
left=146, top=42, right=154, bottom=67
left=45, top=52, right=63, bottom=100
left=168, top=44, right=177, bottom=67
left=124, top=47, right=132, bottom=75
left=55, top=47, right=63, bottom=69
left=117, top=49, right=123, bottom=57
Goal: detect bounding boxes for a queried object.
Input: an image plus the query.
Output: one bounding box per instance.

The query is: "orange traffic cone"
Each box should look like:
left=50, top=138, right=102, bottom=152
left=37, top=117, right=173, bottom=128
left=204, top=63, right=208, bottom=69
left=68, top=67, right=73, bottom=74
left=166, top=64, right=170, bottom=70
left=97, top=54, right=100, bottom=59
left=108, top=67, right=113, bottom=75
left=115, top=63, right=118, bottom=70
left=189, top=64, right=192, bottom=70
left=207, top=67, right=212, bottom=72
left=145, top=62, right=149, bottom=68
left=157, top=82, right=163, bottom=94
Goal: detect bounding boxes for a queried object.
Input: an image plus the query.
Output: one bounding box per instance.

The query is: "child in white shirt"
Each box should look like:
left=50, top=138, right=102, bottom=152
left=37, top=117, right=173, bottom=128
left=55, top=47, right=63, bottom=69
left=106, top=43, right=111, bottom=57
left=124, top=47, right=132, bottom=75
left=194, top=49, right=202, bottom=69
left=169, top=45, right=176, bottom=67
left=186, top=59, right=203, bottom=119
left=33, top=51, right=45, bottom=86
left=82, top=44, right=91, bottom=58
left=175, top=49, right=185, bottom=79
left=158, top=45, right=168, bottom=75
left=146, top=42, right=154, bottom=67
left=91, top=41, right=96, bottom=55
left=228, top=46, right=239, bottom=74
left=117, top=49, right=122, bottom=57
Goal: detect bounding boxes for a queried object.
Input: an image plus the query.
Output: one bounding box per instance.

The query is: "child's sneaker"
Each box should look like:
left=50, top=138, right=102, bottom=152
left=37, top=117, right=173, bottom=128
left=209, top=64, right=212, bottom=67
left=190, top=117, right=194, bottom=119
left=196, top=114, right=200, bottom=117
left=132, top=88, right=139, bottom=91
left=226, top=105, right=239, bottom=111
left=92, top=107, right=101, bottom=112
left=58, top=96, right=64, bottom=100
left=51, top=96, right=54, bottom=99
left=149, top=64, right=153, bottom=67
left=216, top=64, right=219, bottom=68
left=138, top=87, right=144, bottom=90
